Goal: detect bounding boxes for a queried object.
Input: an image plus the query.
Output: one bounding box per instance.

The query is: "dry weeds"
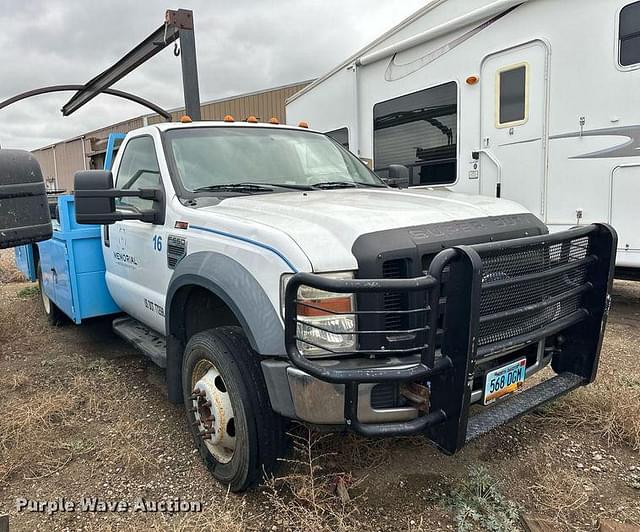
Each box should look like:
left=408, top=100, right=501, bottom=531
left=265, top=425, right=368, bottom=532
left=530, top=466, right=593, bottom=529
left=0, top=257, right=639, bottom=531
left=0, top=248, right=25, bottom=284
left=539, top=373, right=640, bottom=450
left=0, top=387, right=78, bottom=483
left=0, top=354, right=159, bottom=486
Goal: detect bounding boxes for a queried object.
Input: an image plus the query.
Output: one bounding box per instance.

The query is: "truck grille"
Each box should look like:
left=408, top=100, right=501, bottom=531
left=375, top=234, right=595, bottom=359
left=382, top=259, right=408, bottom=331
left=475, top=235, right=591, bottom=354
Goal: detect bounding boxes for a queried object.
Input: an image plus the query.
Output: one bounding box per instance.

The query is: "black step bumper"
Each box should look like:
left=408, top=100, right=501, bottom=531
left=283, top=224, right=617, bottom=453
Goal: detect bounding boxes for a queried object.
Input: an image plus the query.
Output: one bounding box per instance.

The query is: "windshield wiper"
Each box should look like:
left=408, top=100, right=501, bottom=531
left=192, top=183, right=274, bottom=193
left=260, top=183, right=314, bottom=191
left=311, top=181, right=385, bottom=189
left=352, top=181, right=387, bottom=188
left=311, top=181, right=358, bottom=189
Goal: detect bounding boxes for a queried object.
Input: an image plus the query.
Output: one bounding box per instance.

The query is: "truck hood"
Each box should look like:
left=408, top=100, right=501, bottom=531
left=199, top=188, right=532, bottom=271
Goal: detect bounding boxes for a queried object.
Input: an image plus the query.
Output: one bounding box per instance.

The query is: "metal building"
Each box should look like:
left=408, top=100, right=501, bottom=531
left=32, top=80, right=312, bottom=191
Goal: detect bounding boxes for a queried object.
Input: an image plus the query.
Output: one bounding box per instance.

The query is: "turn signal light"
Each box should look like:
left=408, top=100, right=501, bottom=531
left=247, top=115, right=258, bottom=123
left=269, top=117, right=280, bottom=124
left=180, top=115, right=192, bottom=123
left=297, top=296, right=352, bottom=317
left=298, top=121, right=309, bottom=128
left=223, top=115, right=235, bottom=122
left=466, top=75, right=479, bottom=85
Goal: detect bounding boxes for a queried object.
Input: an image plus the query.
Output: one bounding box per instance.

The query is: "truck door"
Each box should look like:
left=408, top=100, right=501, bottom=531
left=479, top=40, right=549, bottom=219
left=103, top=135, right=170, bottom=334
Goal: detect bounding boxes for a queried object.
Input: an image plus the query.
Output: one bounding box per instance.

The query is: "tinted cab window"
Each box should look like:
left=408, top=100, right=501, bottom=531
left=114, top=136, right=161, bottom=211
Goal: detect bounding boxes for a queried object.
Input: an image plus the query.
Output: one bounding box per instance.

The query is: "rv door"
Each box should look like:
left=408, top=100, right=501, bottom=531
left=479, top=41, right=549, bottom=219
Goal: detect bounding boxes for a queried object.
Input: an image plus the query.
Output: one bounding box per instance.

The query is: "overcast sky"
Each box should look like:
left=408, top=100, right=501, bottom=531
left=0, top=0, right=428, bottom=150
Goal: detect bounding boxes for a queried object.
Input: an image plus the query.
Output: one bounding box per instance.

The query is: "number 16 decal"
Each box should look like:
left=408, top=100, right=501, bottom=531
left=152, top=235, right=163, bottom=252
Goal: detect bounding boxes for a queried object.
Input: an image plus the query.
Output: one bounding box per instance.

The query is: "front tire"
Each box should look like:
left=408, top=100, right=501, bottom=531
left=182, top=326, right=287, bottom=492
left=36, top=261, right=66, bottom=326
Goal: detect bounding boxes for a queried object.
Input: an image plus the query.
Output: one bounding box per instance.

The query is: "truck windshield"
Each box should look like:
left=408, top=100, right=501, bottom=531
left=164, top=127, right=384, bottom=192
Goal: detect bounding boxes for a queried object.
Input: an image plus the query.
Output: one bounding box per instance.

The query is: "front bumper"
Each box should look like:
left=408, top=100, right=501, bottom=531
left=278, top=224, right=617, bottom=453
left=262, top=339, right=554, bottom=426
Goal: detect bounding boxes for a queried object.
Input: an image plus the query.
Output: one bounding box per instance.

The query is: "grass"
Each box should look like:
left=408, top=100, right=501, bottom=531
left=0, top=249, right=26, bottom=284
left=0, top=386, right=78, bottom=483
left=0, top=354, right=157, bottom=486
left=1, top=277, right=639, bottom=531
left=16, top=285, right=39, bottom=299
left=444, top=466, right=521, bottom=532
left=538, top=372, right=640, bottom=450
left=530, top=466, right=592, bottom=529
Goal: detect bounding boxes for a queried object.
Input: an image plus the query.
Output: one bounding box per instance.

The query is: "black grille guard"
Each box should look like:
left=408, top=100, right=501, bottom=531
left=284, top=224, right=617, bottom=452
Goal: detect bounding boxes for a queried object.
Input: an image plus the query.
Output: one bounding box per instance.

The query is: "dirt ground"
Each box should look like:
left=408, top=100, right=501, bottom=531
left=0, top=247, right=638, bottom=532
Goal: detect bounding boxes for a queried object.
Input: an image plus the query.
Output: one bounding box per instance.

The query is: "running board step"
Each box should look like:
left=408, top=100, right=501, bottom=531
left=465, top=372, right=585, bottom=443
left=112, top=316, right=167, bottom=368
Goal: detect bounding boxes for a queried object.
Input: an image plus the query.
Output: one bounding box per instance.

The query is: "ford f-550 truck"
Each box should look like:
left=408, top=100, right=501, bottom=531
left=14, top=120, right=616, bottom=491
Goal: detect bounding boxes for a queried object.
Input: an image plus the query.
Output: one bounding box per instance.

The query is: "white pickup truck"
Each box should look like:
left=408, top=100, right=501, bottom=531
left=14, top=119, right=616, bottom=491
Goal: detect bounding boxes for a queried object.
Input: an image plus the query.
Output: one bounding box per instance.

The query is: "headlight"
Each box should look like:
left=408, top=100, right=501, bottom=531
left=281, top=271, right=356, bottom=358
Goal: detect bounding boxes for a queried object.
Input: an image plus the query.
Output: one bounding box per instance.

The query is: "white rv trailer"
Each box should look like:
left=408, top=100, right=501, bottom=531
left=286, top=0, right=640, bottom=274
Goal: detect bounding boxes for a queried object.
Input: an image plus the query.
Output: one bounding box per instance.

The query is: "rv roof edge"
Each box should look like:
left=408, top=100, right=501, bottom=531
left=357, top=0, right=530, bottom=67
left=285, top=0, right=447, bottom=105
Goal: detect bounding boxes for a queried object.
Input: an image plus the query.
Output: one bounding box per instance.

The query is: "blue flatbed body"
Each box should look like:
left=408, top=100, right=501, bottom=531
left=14, top=133, right=123, bottom=324
left=15, top=195, right=120, bottom=323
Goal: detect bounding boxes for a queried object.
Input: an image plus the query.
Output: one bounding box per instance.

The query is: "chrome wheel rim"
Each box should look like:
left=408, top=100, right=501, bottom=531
left=40, top=284, right=51, bottom=314
left=191, top=358, right=236, bottom=464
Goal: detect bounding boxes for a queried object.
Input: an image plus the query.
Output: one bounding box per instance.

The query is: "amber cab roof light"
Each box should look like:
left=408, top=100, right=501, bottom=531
left=179, top=115, right=192, bottom=123
left=269, top=117, right=280, bottom=124
left=298, top=121, right=309, bottom=128
left=223, top=114, right=235, bottom=122
left=246, top=115, right=258, bottom=123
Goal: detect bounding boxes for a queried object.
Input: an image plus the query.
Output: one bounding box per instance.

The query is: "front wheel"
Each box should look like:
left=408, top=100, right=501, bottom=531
left=182, top=326, right=287, bottom=492
left=36, top=261, right=66, bottom=326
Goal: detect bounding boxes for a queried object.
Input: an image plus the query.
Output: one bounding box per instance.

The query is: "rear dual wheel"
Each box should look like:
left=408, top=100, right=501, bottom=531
left=182, top=326, right=287, bottom=492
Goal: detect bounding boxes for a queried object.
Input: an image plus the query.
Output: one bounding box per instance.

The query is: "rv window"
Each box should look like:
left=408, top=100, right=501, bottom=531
left=620, top=2, right=640, bottom=66
left=497, top=64, right=528, bottom=126
left=326, top=127, right=349, bottom=150
left=373, top=82, right=457, bottom=186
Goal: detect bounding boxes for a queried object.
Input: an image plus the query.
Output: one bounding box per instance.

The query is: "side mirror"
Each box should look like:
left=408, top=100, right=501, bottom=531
left=0, top=149, right=52, bottom=249
left=384, top=164, right=410, bottom=188
left=74, top=170, right=164, bottom=225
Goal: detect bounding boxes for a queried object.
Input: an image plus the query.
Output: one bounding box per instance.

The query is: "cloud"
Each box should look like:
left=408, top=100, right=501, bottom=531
left=0, top=0, right=428, bottom=150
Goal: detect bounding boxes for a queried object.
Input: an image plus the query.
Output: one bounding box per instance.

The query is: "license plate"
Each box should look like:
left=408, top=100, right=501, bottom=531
left=483, top=358, right=527, bottom=405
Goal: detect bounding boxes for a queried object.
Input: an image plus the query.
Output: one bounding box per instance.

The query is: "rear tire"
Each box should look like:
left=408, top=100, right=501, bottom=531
left=36, top=261, right=66, bottom=326
left=182, top=326, right=287, bottom=492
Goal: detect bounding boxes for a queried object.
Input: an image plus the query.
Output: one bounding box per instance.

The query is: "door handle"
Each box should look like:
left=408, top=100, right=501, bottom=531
left=476, top=149, right=502, bottom=197
left=51, top=268, right=57, bottom=283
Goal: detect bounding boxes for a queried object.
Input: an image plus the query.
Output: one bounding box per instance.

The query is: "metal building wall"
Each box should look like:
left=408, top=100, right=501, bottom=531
left=55, top=138, right=87, bottom=191
left=30, top=80, right=312, bottom=191
left=31, top=138, right=87, bottom=192
left=84, top=117, right=145, bottom=140
left=32, top=147, right=56, bottom=189
left=148, top=81, right=311, bottom=125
